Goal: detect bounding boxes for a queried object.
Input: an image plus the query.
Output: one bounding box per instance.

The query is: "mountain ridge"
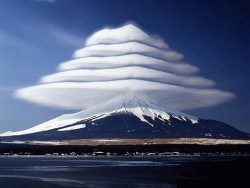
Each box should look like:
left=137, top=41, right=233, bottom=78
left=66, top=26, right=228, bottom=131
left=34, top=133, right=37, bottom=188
left=0, top=91, right=249, bottom=141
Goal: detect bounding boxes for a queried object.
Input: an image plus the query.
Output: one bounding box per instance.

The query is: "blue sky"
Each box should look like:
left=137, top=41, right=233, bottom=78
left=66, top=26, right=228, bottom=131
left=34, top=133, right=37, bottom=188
left=0, top=0, right=250, bottom=133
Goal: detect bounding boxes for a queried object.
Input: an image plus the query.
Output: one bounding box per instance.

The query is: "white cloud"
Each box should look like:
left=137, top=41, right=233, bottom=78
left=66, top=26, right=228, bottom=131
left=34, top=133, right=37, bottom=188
left=58, top=54, right=198, bottom=75
left=40, top=66, right=215, bottom=87
left=73, top=42, right=184, bottom=61
left=15, top=80, right=233, bottom=110
left=14, top=23, right=235, bottom=111
left=86, top=24, right=168, bottom=49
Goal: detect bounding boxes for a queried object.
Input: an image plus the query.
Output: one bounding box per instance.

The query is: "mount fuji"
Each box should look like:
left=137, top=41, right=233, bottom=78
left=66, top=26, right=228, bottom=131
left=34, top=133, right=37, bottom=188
left=0, top=92, right=249, bottom=142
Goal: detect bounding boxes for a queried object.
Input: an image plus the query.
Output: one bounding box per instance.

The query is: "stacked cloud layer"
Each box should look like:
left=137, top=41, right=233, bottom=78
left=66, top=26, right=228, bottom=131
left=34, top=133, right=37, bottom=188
left=15, top=24, right=234, bottom=110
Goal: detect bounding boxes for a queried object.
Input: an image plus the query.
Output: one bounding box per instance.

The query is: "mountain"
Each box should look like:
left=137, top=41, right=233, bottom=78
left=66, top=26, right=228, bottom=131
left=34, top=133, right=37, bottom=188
left=0, top=92, right=249, bottom=141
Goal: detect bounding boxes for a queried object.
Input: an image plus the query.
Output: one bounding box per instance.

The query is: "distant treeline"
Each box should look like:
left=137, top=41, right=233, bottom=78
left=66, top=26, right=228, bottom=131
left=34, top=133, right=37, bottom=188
left=0, top=143, right=250, bottom=155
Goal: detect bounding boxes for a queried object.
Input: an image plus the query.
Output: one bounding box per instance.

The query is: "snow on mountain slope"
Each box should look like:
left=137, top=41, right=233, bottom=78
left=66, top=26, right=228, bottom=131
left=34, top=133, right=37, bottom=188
left=0, top=91, right=198, bottom=137
left=57, top=124, right=86, bottom=132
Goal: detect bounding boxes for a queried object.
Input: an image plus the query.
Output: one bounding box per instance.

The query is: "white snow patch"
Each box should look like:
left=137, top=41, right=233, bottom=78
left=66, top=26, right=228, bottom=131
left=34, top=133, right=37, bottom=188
left=58, top=124, right=86, bottom=132
left=205, top=133, right=212, bottom=137
left=0, top=118, right=79, bottom=136
left=172, top=115, right=183, bottom=121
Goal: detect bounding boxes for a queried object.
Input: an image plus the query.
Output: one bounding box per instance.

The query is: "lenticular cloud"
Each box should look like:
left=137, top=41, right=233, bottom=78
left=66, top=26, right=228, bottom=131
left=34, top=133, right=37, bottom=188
left=15, top=23, right=234, bottom=110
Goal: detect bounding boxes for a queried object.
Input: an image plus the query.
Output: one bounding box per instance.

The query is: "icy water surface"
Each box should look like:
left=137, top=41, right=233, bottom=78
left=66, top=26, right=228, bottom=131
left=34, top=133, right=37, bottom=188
left=0, top=155, right=249, bottom=188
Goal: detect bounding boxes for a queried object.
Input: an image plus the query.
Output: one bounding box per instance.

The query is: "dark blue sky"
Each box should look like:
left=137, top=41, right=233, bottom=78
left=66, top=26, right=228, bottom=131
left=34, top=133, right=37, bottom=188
left=0, top=0, right=249, bottom=133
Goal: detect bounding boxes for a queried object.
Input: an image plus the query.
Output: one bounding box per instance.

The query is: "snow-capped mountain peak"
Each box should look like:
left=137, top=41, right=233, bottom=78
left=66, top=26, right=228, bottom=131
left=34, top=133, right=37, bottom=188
left=60, top=91, right=198, bottom=125
left=0, top=91, right=198, bottom=137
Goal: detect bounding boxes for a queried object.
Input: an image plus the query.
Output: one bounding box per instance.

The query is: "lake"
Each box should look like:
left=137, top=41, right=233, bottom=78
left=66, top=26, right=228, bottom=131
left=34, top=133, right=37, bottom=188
left=0, top=155, right=249, bottom=188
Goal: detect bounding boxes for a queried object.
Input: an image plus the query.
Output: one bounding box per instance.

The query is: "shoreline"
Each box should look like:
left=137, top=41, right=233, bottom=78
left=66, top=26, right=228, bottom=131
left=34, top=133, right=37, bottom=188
left=1, top=138, right=250, bottom=146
